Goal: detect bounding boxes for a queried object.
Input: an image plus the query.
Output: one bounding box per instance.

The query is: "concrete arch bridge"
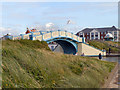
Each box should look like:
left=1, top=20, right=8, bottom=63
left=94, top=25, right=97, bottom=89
left=13, top=30, right=106, bottom=56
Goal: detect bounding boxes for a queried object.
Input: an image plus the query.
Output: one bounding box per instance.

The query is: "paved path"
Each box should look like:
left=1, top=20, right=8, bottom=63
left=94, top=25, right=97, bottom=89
left=107, top=69, right=118, bottom=88
left=107, top=63, right=120, bottom=88
left=103, top=63, right=119, bottom=88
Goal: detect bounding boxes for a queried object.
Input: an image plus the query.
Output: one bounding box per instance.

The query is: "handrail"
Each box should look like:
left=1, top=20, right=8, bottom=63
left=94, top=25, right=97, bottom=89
left=12, top=30, right=84, bottom=43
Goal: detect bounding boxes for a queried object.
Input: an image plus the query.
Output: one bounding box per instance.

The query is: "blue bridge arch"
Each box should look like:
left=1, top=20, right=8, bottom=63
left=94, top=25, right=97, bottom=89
left=12, top=30, right=106, bottom=56
left=13, top=30, right=85, bottom=55
left=46, top=38, right=78, bottom=55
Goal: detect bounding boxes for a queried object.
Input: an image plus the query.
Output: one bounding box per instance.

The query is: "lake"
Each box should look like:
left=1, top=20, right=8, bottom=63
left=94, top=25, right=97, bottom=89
left=101, top=57, right=120, bottom=63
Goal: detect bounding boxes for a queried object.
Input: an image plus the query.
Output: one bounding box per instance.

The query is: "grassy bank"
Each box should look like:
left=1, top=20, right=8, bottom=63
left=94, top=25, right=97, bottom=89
left=88, top=40, right=120, bottom=53
left=2, top=40, right=116, bottom=88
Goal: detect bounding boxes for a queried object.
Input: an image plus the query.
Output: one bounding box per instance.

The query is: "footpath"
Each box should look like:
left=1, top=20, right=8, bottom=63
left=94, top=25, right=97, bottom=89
left=103, top=63, right=118, bottom=88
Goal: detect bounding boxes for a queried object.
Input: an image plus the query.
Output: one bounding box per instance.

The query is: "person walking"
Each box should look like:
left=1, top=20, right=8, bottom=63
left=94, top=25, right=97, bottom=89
left=109, top=48, right=111, bottom=55
left=99, top=53, right=102, bottom=59
left=81, top=53, right=84, bottom=56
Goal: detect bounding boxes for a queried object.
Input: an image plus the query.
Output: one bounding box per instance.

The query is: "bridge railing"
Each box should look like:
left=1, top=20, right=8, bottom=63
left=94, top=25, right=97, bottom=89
left=13, top=36, right=22, bottom=40
left=52, top=31, right=59, bottom=37
left=11, top=30, right=84, bottom=43
left=35, top=30, right=84, bottom=43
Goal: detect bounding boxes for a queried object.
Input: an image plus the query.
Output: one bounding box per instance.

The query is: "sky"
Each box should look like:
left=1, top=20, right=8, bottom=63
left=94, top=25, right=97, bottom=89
left=1, top=2, right=118, bottom=37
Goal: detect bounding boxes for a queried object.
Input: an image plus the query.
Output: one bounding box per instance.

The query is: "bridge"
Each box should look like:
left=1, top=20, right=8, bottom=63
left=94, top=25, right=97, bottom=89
left=13, top=30, right=106, bottom=56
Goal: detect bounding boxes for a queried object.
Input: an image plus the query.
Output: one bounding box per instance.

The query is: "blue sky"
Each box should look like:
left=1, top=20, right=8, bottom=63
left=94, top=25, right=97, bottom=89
left=1, top=2, right=118, bottom=36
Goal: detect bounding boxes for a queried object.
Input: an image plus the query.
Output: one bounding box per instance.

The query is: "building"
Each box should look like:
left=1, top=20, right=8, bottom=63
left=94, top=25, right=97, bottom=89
left=104, top=33, right=114, bottom=41
left=76, top=26, right=120, bottom=42
left=1, top=34, right=13, bottom=40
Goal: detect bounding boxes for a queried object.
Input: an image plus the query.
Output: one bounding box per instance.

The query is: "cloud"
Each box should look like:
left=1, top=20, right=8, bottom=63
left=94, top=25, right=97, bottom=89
left=29, top=24, right=46, bottom=31
left=0, top=27, right=22, bottom=37
left=0, top=27, right=12, bottom=32
left=30, top=21, right=78, bottom=32
left=45, top=23, right=54, bottom=28
left=29, top=22, right=59, bottom=31
left=45, top=23, right=60, bottom=31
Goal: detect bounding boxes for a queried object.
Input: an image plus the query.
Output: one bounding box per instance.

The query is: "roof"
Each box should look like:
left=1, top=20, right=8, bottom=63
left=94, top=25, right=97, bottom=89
left=31, top=29, right=37, bottom=32
left=77, top=26, right=118, bottom=34
left=104, top=33, right=114, bottom=38
left=114, top=28, right=120, bottom=31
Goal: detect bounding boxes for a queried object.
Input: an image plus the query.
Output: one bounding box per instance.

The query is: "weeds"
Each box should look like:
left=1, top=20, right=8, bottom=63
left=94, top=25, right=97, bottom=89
left=2, top=40, right=116, bottom=88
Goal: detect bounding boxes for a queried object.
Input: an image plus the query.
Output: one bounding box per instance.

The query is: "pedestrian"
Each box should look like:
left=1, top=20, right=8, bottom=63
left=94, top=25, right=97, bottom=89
left=81, top=53, right=84, bottom=56
left=99, top=53, right=102, bottom=59
left=109, top=48, right=111, bottom=55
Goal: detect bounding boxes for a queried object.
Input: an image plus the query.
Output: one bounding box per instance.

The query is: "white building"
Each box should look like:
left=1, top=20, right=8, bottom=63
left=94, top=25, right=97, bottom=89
left=76, top=26, right=120, bottom=42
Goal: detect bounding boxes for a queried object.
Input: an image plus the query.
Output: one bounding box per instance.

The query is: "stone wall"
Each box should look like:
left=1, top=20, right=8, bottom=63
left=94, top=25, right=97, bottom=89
left=78, top=43, right=106, bottom=56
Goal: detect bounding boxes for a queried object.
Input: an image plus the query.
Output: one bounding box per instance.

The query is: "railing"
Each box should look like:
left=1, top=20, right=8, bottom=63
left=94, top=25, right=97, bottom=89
left=14, top=30, right=84, bottom=43
left=35, top=30, right=83, bottom=42
left=13, top=36, right=22, bottom=40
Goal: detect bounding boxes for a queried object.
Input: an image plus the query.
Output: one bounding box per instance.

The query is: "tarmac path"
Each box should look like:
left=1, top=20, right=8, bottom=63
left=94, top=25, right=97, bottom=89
left=107, top=63, right=119, bottom=88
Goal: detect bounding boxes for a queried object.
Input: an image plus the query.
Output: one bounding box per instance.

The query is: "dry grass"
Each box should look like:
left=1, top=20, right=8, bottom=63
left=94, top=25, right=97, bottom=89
left=2, top=39, right=116, bottom=88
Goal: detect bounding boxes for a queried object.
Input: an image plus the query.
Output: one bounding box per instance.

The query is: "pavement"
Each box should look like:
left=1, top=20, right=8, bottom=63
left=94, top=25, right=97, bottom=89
left=107, top=63, right=120, bottom=88
left=102, top=63, right=119, bottom=88
left=107, top=69, right=118, bottom=88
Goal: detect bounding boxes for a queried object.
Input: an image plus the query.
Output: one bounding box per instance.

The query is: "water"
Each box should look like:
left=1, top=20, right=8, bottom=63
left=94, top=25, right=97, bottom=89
left=101, top=57, right=120, bottom=63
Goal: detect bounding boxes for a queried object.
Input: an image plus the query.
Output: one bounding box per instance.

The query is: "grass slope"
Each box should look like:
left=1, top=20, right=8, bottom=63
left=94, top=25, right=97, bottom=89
left=88, top=40, right=120, bottom=53
left=2, top=40, right=116, bottom=88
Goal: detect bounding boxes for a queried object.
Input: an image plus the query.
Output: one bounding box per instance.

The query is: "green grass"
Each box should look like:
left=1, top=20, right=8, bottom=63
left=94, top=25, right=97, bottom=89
left=2, top=39, right=116, bottom=88
left=88, top=40, right=120, bottom=53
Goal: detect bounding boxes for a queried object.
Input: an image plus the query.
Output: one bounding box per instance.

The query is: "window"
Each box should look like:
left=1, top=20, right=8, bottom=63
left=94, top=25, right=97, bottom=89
left=80, top=35, right=83, bottom=37
left=91, top=32, right=94, bottom=35
left=80, top=32, right=83, bottom=35
left=80, top=32, right=83, bottom=37
left=95, top=35, right=98, bottom=38
left=87, top=36, right=89, bottom=39
left=87, top=33, right=89, bottom=35
left=114, top=32, right=117, bottom=35
left=101, top=32, right=103, bottom=34
left=114, top=36, right=117, bottom=39
left=109, top=31, right=112, bottom=34
left=101, top=36, right=103, bottom=39
left=91, top=37, right=94, bottom=40
left=95, top=32, right=98, bottom=35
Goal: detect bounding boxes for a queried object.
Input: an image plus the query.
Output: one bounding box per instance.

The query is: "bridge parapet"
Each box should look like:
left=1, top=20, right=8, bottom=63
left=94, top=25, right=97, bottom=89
left=52, top=31, right=59, bottom=37
left=35, top=35, right=42, bottom=41
left=32, top=32, right=41, bottom=35
left=43, top=33, right=51, bottom=40
left=11, top=30, right=106, bottom=56
left=11, top=30, right=84, bottom=43
left=59, top=31, right=66, bottom=36
left=33, top=30, right=84, bottom=43
left=13, top=36, right=22, bottom=40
